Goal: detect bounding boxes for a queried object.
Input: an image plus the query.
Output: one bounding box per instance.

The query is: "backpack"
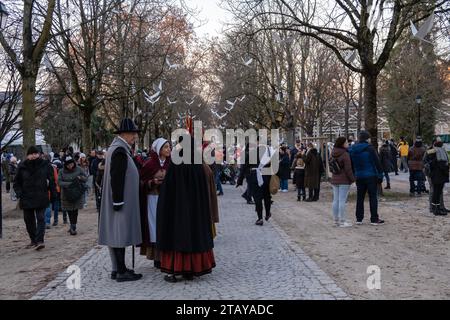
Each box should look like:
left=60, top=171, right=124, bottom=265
left=329, top=156, right=342, bottom=175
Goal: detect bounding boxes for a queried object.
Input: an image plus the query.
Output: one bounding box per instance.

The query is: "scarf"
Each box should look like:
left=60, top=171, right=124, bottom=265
left=257, top=145, right=276, bottom=187
left=435, top=147, right=449, bottom=163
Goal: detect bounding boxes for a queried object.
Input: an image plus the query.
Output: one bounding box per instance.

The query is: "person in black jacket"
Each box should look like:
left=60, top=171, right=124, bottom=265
left=13, top=146, right=57, bottom=250
left=379, top=141, right=392, bottom=189
left=423, top=139, right=449, bottom=216
left=236, top=142, right=273, bottom=225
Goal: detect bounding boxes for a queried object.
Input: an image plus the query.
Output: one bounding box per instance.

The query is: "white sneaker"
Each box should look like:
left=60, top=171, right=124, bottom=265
left=339, top=222, right=353, bottom=228
left=282, top=189, right=288, bottom=193
left=355, top=221, right=363, bottom=225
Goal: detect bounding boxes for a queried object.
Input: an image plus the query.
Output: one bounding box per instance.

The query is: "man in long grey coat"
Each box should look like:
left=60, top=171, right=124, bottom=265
left=99, top=118, right=143, bottom=282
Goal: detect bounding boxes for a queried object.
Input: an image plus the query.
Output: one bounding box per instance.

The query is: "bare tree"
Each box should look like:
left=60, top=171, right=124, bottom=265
left=224, top=0, right=450, bottom=146
left=0, top=59, right=22, bottom=151
left=0, top=0, right=56, bottom=151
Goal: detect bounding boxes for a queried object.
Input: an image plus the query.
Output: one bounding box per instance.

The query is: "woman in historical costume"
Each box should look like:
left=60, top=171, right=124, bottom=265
left=139, top=138, right=171, bottom=268
left=156, top=134, right=217, bottom=282
left=98, top=118, right=143, bottom=283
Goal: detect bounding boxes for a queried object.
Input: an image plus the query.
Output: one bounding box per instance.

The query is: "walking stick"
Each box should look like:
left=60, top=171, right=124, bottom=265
left=132, top=245, right=135, bottom=269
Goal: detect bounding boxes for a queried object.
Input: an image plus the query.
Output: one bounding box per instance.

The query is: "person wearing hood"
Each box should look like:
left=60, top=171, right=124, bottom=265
left=304, top=143, right=324, bottom=202
left=156, top=134, right=216, bottom=282
left=349, top=131, right=385, bottom=226
left=379, top=140, right=393, bottom=189
left=13, top=146, right=57, bottom=250
left=423, top=138, right=449, bottom=216
left=330, top=137, right=355, bottom=227
left=408, top=137, right=426, bottom=196
left=58, top=156, right=87, bottom=235
left=139, top=137, right=171, bottom=268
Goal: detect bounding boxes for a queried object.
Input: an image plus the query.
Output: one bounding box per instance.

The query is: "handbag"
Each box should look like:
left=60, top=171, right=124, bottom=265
left=269, top=174, right=280, bottom=195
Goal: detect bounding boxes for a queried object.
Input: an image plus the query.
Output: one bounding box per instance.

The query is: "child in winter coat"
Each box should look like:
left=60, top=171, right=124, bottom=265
left=292, top=152, right=306, bottom=201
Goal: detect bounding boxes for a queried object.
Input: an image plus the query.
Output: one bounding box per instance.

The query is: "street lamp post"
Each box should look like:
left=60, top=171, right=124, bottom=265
left=416, top=95, right=422, bottom=137
left=0, top=0, right=9, bottom=239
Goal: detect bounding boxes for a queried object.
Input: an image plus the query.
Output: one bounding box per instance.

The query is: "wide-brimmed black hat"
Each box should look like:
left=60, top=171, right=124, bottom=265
left=114, top=118, right=141, bottom=134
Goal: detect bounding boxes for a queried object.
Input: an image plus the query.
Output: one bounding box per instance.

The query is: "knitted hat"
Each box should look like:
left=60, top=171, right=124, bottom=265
left=27, top=146, right=40, bottom=155
left=64, top=156, right=76, bottom=167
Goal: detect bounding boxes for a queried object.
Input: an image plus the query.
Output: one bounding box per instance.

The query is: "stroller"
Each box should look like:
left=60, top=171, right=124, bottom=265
left=219, top=162, right=237, bottom=185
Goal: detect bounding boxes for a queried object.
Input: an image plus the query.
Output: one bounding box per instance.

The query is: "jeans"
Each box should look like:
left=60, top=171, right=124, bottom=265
left=409, top=170, right=425, bottom=194
left=52, top=196, right=60, bottom=223
left=280, top=179, right=288, bottom=191
left=383, top=171, right=390, bottom=184
left=23, top=208, right=46, bottom=244
left=332, top=185, right=351, bottom=223
left=400, top=156, right=409, bottom=172
left=215, top=170, right=223, bottom=194
left=356, top=177, right=379, bottom=223
left=44, top=204, right=52, bottom=225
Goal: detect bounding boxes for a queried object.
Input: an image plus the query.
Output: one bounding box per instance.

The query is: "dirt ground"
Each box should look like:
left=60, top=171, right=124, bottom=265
left=0, top=186, right=99, bottom=300
left=272, top=173, right=450, bottom=300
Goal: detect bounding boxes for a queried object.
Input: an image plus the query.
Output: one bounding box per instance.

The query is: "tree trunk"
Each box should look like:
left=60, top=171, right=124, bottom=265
left=364, top=73, right=378, bottom=148
left=82, top=109, right=93, bottom=152
left=22, top=75, right=37, bottom=155
left=345, top=102, right=349, bottom=139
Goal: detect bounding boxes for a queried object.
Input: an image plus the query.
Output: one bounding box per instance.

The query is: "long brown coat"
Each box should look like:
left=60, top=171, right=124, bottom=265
left=304, top=148, right=323, bottom=189
left=203, top=164, right=219, bottom=224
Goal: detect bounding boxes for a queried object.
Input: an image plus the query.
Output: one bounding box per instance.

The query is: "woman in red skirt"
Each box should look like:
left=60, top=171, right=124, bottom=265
left=156, top=134, right=216, bottom=282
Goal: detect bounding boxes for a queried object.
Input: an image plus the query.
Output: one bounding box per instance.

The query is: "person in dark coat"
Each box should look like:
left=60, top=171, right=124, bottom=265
left=13, top=146, right=57, bottom=250
left=423, top=139, right=449, bottom=216
left=349, top=131, right=385, bottom=225
left=237, top=142, right=274, bottom=225
left=379, top=140, right=393, bottom=189
left=277, top=146, right=291, bottom=192
left=304, top=143, right=324, bottom=202
left=98, top=119, right=143, bottom=283
left=156, top=134, right=216, bottom=282
left=389, top=139, right=399, bottom=175
left=58, top=156, right=87, bottom=235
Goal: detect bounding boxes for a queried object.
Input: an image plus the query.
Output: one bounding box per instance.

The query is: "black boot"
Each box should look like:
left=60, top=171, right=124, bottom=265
left=384, top=183, right=391, bottom=189
left=433, top=204, right=447, bottom=216
left=69, top=224, right=77, bottom=235
left=439, top=205, right=450, bottom=213
left=297, top=196, right=301, bottom=201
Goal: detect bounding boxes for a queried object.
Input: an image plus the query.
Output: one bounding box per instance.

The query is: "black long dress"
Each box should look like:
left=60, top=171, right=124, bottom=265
left=156, top=137, right=215, bottom=276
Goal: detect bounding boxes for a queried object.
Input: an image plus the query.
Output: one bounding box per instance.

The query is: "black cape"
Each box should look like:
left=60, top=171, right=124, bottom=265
left=156, top=147, right=214, bottom=253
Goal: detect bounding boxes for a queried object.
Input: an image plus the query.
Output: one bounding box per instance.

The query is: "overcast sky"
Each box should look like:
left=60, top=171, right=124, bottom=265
left=185, top=0, right=230, bottom=38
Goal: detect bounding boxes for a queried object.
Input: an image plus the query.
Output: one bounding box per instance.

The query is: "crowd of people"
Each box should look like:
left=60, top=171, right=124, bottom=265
left=1, top=118, right=449, bottom=284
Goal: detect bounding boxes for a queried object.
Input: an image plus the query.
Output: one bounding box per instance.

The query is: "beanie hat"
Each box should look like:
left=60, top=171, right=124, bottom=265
left=358, top=130, right=370, bottom=142
left=27, top=146, right=40, bottom=155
